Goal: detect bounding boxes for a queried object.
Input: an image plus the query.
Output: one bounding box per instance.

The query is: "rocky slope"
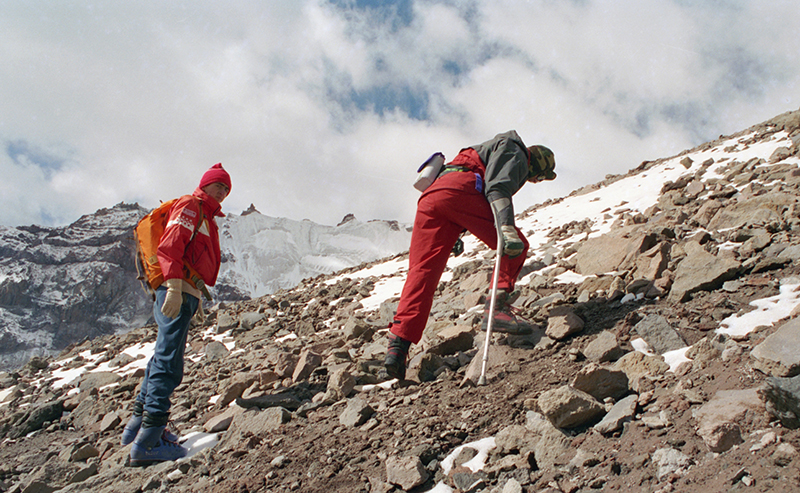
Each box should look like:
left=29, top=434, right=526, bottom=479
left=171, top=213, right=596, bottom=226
left=1, top=108, right=800, bottom=493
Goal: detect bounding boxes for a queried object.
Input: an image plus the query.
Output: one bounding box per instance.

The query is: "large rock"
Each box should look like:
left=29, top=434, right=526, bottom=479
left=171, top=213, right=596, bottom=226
left=342, top=317, right=373, bottom=341
left=385, top=455, right=429, bottom=490
left=205, top=340, right=229, bottom=361
left=707, top=193, right=798, bottom=231
left=494, top=424, right=536, bottom=456
left=545, top=306, right=584, bottom=340
left=537, top=385, right=605, bottom=429
left=574, top=229, right=656, bottom=276
left=750, top=318, right=800, bottom=377
left=292, top=349, right=322, bottom=382
left=462, top=345, right=518, bottom=385
left=758, top=374, right=800, bottom=429
left=76, top=372, right=121, bottom=393
left=7, top=400, right=64, bottom=439
left=652, top=447, right=692, bottom=481
left=235, top=392, right=302, bottom=411
left=421, top=324, right=474, bottom=356
left=593, top=395, right=638, bottom=435
left=325, top=368, right=356, bottom=401
left=633, top=315, right=686, bottom=354
left=239, top=311, right=265, bottom=330
left=339, top=398, right=374, bottom=428
left=583, top=331, right=624, bottom=363
left=694, top=389, right=765, bottom=452
left=629, top=242, right=670, bottom=281
left=217, top=407, right=292, bottom=452
left=668, top=242, right=741, bottom=302
left=203, top=406, right=242, bottom=433
left=525, top=411, right=572, bottom=470
left=570, top=363, right=629, bottom=401
left=613, top=351, right=670, bottom=392
left=217, top=372, right=260, bottom=408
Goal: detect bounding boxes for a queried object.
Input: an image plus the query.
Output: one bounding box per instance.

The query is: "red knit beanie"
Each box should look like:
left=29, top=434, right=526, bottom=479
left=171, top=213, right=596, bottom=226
left=198, top=163, right=231, bottom=191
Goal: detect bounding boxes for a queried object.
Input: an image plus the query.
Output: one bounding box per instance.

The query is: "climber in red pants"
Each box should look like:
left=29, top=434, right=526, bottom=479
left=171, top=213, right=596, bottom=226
left=385, top=131, right=556, bottom=380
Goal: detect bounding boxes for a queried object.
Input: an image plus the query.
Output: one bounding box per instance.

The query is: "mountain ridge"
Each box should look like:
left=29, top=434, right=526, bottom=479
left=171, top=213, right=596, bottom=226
left=0, top=205, right=411, bottom=371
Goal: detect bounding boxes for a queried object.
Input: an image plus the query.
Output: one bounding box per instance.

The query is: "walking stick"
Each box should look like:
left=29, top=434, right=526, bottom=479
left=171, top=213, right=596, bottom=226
left=478, top=203, right=504, bottom=386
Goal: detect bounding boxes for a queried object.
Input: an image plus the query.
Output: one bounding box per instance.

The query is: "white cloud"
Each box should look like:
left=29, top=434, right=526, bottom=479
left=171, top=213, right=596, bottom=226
left=1, top=0, right=798, bottom=227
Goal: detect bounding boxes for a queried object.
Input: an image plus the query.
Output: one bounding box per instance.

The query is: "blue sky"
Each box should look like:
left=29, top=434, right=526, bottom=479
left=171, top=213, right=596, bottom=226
left=1, top=0, right=798, bottom=227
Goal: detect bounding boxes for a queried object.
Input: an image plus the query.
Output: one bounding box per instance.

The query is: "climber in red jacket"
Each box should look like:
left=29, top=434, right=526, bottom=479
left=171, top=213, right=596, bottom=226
left=385, top=131, right=556, bottom=380
left=123, top=163, right=231, bottom=466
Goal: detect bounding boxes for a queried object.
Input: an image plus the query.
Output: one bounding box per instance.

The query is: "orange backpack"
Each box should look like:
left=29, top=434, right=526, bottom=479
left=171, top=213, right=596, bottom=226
left=134, top=197, right=212, bottom=301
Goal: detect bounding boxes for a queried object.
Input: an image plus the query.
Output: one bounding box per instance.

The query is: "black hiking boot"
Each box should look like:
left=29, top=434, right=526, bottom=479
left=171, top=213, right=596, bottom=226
left=384, top=331, right=411, bottom=380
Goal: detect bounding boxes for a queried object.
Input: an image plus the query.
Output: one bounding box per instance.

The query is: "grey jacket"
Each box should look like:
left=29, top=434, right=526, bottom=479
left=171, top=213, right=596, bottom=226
left=471, top=130, right=530, bottom=226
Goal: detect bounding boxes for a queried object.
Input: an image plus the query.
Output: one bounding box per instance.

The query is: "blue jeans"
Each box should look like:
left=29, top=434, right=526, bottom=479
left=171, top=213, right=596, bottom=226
left=136, top=286, right=199, bottom=416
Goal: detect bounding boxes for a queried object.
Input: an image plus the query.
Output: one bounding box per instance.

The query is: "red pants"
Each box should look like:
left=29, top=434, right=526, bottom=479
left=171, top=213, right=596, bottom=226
left=391, top=171, right=529, bottom=344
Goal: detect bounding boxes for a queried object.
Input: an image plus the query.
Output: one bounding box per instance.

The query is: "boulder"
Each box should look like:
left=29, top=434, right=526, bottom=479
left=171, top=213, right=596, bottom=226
left=545, top=306, right=584, bottom=341
left=339, top=398, right=374, bottom=428
left=385, top=455, right=429, bottom=491
left=707, top=193, right=797, bottom=231
left=668, top=243, right=741, bottom=302
left=325, top=368, right=356, bottom=401
left=613, top=351, right=669, bottom=393
left=593, top=395, right=638, bottom=435
left=292, top=349, right=322, bottom=382
left=633, top=315, right=686, bottom=354
left=205, top=341, right=229, bottom=361
left=758, top=374, right=800, bottom=428
left=694, top=389, right=765, bottom=452
left=583, top=331, right=624, bottom=363
left=76, top=372, right=121, bottom=393
left=537, top=385, right=605, bottom=429
left=239, top=311, right=265, bottom=330
left=750, top=318, right=800, bottom=377
left=570, top=363, right=629, bottom=401
left=574, top=229, right=656, bottom=276
left=462, top=345, right=518, bottom=385
left=217, top=407, right=292, bottom=452
left=217, top=372, right=260, bottom=408
left=525, top=411, right=572, bottom=470
left=652, top=447, right=692, bottom=481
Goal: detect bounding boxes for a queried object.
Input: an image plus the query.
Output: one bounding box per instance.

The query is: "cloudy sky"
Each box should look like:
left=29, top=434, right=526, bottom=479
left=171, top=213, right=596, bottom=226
left=2, top=0, right=798, bottom=228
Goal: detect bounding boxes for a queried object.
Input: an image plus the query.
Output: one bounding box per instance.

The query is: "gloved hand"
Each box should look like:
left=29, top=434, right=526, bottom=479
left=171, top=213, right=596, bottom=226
left=161, top=278, right=183, bottom=319
left=500, top=225, right=524, bottom=258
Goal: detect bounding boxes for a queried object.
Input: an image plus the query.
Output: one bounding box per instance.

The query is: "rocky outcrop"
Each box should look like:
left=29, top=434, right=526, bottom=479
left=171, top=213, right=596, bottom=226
left=0, top=203, right=151, bottom=371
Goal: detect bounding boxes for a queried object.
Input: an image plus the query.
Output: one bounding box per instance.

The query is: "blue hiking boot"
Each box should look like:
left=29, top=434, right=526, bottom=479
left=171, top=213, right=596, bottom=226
left=121, top=402, right=179, bottom=446
left=130, top=425, right=187, bottom=467
left=121, top=413, right=143, bottom=446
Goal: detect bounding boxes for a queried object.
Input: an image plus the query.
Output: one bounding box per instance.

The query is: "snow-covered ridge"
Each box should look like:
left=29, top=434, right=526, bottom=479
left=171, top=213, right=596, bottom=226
left=217, top=211, right=411, bottom=299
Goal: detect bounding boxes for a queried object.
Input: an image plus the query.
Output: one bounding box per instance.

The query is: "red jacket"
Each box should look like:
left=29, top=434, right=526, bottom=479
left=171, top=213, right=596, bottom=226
left=156, top=187, right=224, bottom=287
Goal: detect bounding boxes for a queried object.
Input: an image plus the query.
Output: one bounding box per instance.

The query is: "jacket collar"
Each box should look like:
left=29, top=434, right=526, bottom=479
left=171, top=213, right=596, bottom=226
left=193, top=188, right=225, bottom=218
